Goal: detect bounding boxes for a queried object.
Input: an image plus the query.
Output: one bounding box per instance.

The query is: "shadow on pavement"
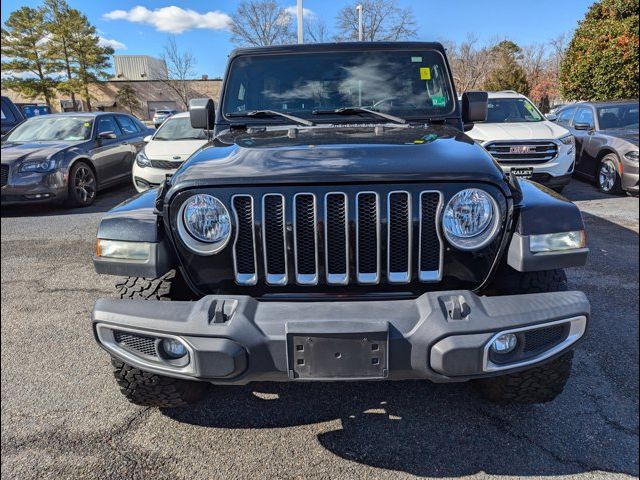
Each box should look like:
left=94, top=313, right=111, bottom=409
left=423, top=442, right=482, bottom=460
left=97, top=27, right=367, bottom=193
left=0, top=183, right=137, bottom=218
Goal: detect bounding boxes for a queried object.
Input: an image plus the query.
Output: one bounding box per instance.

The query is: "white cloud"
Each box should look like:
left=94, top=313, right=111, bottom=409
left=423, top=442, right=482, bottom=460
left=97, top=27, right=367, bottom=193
left=103, top=6, right=231, bottom=34
left=283, top=5, right=315, bottom=19
left=99, top=36, right=127, bottom=50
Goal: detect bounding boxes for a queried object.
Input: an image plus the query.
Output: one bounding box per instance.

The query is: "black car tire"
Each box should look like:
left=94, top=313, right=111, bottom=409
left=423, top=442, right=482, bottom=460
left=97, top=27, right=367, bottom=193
left=476, top=266, right=572, bottom=403
left=66, top=161, right=97, bottom=207
left=111, top=269, right=207, bottom=407
left=597, top=154, right=624, bottom=195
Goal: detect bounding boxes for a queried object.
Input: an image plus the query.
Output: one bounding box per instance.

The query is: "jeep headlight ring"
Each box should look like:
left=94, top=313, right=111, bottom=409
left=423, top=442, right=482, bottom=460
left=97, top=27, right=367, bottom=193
left=442, top=188, right=501, bottom=251
left=178, top=194, right=231, bottom=255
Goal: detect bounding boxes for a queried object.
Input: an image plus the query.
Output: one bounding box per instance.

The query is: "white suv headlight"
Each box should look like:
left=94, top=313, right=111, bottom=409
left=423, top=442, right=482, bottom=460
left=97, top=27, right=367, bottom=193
left=558, top=134, right=574, bottom=146
left=178, top=194, right=231, bottom=254
left=442, top=188, right=501, bottom=251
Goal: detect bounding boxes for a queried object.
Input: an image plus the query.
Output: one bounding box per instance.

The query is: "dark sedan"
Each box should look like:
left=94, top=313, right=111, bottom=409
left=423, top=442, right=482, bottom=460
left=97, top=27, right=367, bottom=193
left=1, top=112, right=153, bottom=207
left=550, top=100, right=639, bottom=195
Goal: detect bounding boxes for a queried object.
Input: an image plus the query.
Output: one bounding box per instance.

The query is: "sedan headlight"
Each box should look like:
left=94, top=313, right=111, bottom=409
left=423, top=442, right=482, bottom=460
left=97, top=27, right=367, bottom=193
left=136, top=150, right=151, bottom=168
left=624, top=151, right=639, bottom=164
left=558, top=134, right=574, bottom=146
left=19, top=157, right=57, bottom=173
left=443, top=188, right=500, bottom=251
left=178, top=194, right=231, bottom=254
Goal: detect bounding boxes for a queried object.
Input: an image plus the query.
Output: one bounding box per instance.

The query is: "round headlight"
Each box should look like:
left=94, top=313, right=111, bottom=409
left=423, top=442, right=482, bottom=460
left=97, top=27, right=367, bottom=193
left=442, top=188, right=500, bottom=251
left=178, top=194, right=231, bottom=254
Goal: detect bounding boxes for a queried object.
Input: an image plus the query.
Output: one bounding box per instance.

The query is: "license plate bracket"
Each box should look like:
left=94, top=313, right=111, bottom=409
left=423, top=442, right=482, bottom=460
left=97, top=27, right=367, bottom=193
left=286, top=323, right=388, bottom=380
left=511, top=167, right=534, bottom=178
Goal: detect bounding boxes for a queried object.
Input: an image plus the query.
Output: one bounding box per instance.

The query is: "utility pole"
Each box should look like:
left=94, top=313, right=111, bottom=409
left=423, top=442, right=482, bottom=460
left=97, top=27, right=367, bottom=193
left=356, top=4, right=363, bottom=41
left=297, top=0, right=304, bottom=44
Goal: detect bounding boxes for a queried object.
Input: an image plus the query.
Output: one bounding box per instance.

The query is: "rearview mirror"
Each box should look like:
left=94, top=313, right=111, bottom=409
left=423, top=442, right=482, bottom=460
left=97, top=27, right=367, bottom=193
left=461, top=91, right=488, bottom=130
left=189, top=98, right=215, bottom=130
left=97, top=131, right=117, bottom=140
left=143, top=135, right=153, bottom=143
left=545, top=113, right=558, bottom=121
left=574, top=122, right=593, bottom=131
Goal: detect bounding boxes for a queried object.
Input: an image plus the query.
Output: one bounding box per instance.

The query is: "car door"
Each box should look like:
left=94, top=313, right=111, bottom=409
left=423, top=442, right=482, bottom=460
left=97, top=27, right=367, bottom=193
left=115, top=114, right=145, bottom=172
left=89, top=115, right=129, bottom=184
left=572, top=107, right=597, bottom=177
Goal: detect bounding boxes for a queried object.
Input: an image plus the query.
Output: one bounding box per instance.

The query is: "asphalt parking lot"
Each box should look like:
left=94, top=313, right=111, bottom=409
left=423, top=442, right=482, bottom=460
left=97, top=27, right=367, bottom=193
left=1, top=179, right=638, bottom=480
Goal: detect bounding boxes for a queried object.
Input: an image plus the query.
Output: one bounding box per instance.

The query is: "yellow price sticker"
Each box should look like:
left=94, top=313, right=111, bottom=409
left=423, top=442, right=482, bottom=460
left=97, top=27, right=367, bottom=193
left=419, top=67, right=431, bottom=80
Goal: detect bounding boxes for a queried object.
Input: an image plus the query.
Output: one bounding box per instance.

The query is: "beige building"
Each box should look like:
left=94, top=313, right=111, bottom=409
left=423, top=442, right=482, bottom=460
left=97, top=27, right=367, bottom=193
left=1, top=79, right=223, bottom=121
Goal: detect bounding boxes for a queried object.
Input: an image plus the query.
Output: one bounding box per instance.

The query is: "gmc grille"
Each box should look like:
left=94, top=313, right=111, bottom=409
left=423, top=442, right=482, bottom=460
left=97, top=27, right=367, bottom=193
left=230, top=190, right=443, bottom=286
left=485, top=141, right=558, bottom=164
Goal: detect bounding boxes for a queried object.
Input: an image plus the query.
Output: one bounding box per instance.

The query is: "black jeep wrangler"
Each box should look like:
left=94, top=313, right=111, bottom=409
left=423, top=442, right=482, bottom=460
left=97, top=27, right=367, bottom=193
left=92, top=42, right=590, bottom=407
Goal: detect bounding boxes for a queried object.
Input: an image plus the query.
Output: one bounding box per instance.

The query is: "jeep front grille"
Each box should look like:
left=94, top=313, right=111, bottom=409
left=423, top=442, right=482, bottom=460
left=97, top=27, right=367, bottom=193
left=485, top=141, right=558, bottom=164
left=230, top=190, right=443, bottom=286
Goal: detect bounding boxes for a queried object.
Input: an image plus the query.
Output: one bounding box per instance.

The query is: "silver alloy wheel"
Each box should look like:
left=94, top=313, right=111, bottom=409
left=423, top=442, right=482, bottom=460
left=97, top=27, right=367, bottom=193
left=598, top=160, right=617, bottom=192
left=74, top=166, right=96, bottom=204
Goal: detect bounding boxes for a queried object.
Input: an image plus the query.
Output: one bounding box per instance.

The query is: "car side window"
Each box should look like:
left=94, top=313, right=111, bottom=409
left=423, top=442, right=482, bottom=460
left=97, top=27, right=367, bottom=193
left=556, top=107, right=576, bottom=127
left=574, top=108, right=594, bottom=128
left=96, top=116, right=122, bottom=137
left=116, top=115, right=140, bottom=135
left=1, top=100, right=15, bottom=121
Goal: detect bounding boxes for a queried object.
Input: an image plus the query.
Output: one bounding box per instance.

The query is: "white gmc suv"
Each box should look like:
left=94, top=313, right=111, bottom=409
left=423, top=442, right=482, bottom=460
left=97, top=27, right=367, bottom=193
left=467, top=91, right=575, bottom=192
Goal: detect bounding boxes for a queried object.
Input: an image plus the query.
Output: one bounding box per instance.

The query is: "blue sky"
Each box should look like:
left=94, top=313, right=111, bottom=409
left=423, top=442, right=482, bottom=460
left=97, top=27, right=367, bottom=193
left=1, top=0, right=595, bottom=78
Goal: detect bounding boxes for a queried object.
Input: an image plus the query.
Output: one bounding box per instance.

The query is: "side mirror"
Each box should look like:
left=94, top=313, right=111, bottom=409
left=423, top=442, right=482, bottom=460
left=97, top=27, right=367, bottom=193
left=143, top=135, right=153, bottom=143
left=189, top=98, right=215, bottom=130
left=545, top=113, right=558, bottom=121
left=461, top=91, right=488, bottom=131
left=574, top=122, right=593, bottom=131
left=97, top=131, right=117, bottom=140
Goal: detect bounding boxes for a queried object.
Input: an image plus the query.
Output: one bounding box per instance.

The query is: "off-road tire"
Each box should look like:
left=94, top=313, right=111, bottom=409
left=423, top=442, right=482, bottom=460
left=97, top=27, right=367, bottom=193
left=491, top=267, right=568, bottom=295
left=111, top=358, right=209, bottom=408
left=116, top=269, right=194, bottom=301
left=474, top=351, right=574, bottom=404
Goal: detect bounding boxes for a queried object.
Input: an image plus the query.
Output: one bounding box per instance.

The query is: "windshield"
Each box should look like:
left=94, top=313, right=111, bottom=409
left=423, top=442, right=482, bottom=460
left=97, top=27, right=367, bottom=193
left=482, top=98, right=543, bottom=123
left=597, top=103, right=639, bottom=130
left=222, top=50, right=455, bottom=121
left=6, top=116, right=93, bottom=142
left=153, top=116, right=207, bottom=140
left=155, top=110, right=173, bottom=115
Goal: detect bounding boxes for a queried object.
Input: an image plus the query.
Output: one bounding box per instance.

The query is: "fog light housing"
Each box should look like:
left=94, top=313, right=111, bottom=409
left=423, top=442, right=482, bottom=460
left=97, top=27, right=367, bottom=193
left=490, top=333, right=518, bottom=354
left=161, top=338, right=188, bottom=359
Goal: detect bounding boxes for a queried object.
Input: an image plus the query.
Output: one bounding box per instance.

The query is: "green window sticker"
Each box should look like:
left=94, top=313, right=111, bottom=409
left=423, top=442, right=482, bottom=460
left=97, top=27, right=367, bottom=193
left=432, top=96, right=446, bottom=107
left=411, top=56, right=423, bottom=63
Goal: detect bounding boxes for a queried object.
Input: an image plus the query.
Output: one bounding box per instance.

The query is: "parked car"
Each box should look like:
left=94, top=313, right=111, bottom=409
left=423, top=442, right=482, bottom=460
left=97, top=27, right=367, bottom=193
left=1, top=112, right=153, bottom=207
left=466, top=91, right=575, bottom=193
left=550, top=100, right=638, bottom=195
left=132, top=112, right=208, bottom=192
left=92, top=42, right=590, bottom=409
left=1, top=96, right=25, bottom=135
left=152, top=109, right=177, bottom=128
left=19, top=104, right=52, bottom=118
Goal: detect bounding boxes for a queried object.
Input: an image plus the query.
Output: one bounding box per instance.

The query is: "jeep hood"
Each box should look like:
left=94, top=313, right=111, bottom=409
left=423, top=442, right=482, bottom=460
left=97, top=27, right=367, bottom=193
left=466, top=121, right=569, bottom=143
left=168, top=125, right=505, bottom=191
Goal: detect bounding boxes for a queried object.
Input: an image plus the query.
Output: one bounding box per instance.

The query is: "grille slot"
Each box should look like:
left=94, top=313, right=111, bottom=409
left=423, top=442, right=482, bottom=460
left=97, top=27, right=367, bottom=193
left=356, top=192, right=380, bottom=284
left=232, top=195, right=257, bottom=285
left=387, top=191, right=411, bottom=284
left=419, top=192, right=443, bottom=282
left=113, top=331, right=157, bottom=357
left=262, top=194, right=287, bottom=285
left=1, top=165, right=8, bottom=187
left=150, top=159, right=182, bottom=169
left=325, top=193, right=349, bottom=284
left=294, top=194, right=318, bottom=285
left=523, top=324, right=568, bottom=353
left=486, top=141, right=559, bottom=164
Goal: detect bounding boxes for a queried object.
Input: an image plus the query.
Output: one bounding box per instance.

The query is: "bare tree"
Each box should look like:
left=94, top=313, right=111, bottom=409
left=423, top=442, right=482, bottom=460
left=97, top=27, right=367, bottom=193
left=230, top=0, right=294, bottom=47
left=444, top=34, right=498, bottom=93
left=158, top=36, right=196, bottom=110
left=305, top=17, right=329, bottom=43
left=335, top=0, right=417, bottom=42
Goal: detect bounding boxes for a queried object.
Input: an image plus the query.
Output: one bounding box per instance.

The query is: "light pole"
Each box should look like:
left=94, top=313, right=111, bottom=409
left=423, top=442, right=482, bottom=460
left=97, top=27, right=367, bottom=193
left=297, top=0, right=304, bottom=44
left=356, top=4, right=363, bottom=41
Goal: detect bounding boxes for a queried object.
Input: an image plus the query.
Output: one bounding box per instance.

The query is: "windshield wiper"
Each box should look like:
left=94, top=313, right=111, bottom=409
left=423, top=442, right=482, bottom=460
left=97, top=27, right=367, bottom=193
left=226, top=110, right=314, bottom=127
left=312, top=107, right=406, bottom=124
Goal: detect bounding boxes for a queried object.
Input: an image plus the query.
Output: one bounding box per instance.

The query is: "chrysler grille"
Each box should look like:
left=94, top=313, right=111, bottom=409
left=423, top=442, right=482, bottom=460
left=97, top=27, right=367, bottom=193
left=485, top=141, right=558, bottom=164
left=230, top=190, right=443, bottom=286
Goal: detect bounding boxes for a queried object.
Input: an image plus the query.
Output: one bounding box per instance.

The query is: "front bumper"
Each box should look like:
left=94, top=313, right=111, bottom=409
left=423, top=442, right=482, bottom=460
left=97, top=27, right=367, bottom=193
left=132, top=163, right=177, bottom=193
left=622, top=161, right=639, bottom=194
left=92, top=290, right=590, bottom=384
left=1, top=169, right=67, bottom=205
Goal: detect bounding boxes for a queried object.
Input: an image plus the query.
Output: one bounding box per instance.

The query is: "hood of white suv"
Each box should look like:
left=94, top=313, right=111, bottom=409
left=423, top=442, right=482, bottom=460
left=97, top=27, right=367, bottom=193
left=467, top=121, right=570, bottom=143
left=144, top=139, right=208, bottom=162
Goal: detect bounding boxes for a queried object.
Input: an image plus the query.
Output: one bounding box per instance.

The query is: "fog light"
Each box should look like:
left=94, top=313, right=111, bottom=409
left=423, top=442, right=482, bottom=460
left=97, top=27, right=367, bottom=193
left=161, top=338, right=188, bottom=358
left=491, top=333, right=518, bottom=354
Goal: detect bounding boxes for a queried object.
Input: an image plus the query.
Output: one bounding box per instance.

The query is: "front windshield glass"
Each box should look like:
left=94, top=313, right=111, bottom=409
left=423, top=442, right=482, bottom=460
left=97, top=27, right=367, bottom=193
left=222, top=50, right=455, bottom=121
left=153, top=117, right=207, bottom=140
left=6, top=116, right=93, bottom=141
left=597, top=103, right=639, bottom=130
left=482, top=98, right=543, bottom=123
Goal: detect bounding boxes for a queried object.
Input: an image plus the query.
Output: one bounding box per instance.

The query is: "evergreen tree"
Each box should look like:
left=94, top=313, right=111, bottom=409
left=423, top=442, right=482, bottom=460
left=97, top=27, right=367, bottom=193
left=483, top=41, right=530, bottom=95
left=115, top=84, right=140, bottom=114
left=561, top=0, right=639, bottom=100
left=1, top=7, right=60, bottom=107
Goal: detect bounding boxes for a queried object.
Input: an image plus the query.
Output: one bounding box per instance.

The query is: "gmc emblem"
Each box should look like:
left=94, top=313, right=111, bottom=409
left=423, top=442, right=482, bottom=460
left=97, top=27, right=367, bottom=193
left=510, top=145, right=535, bottom=154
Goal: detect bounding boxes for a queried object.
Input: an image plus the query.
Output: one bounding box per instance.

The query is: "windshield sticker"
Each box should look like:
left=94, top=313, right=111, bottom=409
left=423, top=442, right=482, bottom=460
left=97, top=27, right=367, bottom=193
left=419, top=67, right=431, bottom=80
left=431, top=96, right=446, bottom=107
left=83, top=122, right=91, bottom=127
left=411, top=56, right=423, bottom=63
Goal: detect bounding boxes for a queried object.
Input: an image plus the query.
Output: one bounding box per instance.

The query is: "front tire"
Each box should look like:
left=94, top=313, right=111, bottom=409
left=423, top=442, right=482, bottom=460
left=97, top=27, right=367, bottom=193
left=66, top=161, right=97, bottom=207
left=598, top=154, right=624, bottom=195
